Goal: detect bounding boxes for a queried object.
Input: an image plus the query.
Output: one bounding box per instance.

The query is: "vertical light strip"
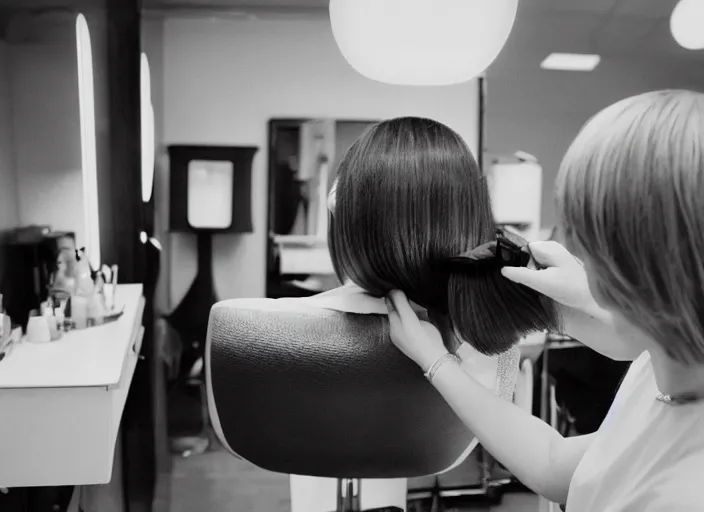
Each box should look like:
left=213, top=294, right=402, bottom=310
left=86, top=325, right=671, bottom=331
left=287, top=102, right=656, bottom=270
left=141, top=52, right=155, bottom=203
left=76, top=14, right=101, bottom=269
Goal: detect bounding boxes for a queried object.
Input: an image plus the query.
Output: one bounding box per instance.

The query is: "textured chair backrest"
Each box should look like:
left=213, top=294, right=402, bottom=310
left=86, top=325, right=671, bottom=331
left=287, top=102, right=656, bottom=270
left=205, top=298, right=474, bottom=479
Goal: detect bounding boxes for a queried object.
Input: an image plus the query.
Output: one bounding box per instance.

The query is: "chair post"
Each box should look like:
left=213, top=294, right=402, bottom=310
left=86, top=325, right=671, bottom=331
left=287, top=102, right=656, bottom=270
left=336, top=478, right=361, bottom=512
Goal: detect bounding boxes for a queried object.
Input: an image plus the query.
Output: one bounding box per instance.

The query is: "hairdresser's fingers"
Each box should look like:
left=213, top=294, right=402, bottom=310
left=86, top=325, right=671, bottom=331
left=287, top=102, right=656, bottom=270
left=385, top=297, right=401, bottom=326
left=527, top=241, right=577, bottom=268
left=387, top=290, right=422, bottom=329
left=500, top=266, right=542, bottom=288
left=385, top=297, right=404, bottom=337
left=500, top=267, right=563, bottom=298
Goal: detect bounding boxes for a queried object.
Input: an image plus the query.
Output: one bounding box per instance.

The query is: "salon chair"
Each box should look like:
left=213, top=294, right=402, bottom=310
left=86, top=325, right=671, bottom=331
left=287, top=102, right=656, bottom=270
left=205, top=299, right=479, bottom=512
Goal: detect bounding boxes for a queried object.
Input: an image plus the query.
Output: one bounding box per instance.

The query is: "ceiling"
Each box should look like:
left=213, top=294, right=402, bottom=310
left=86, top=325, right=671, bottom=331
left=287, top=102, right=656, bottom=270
left=145, top=0, right=680, bottom=14
left=143, top=0, right=699, bottom=62
left=0, top=0, right=698, bottom=63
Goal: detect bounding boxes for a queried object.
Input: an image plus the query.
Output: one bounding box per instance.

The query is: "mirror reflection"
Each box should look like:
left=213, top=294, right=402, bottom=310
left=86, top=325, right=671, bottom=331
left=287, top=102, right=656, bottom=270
left=269, top=119, right=374, bottom=239
left=0, top=7, right=99, bottom=325
left=266, top=118, right=376, bottom=297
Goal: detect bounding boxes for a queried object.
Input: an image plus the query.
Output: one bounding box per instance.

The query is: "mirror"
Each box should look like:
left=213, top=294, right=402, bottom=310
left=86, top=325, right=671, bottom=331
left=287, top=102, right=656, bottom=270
left=266, top=118, right=376, bottom=298
left=0, top=5, right=114, bottom=326
left=186, top=160, right=234, bottom=229
left=1, top=11, right=81, bottom=233
left=268, top=118, right=375, bottom=242
left=0, top=9, right=97, bottom=250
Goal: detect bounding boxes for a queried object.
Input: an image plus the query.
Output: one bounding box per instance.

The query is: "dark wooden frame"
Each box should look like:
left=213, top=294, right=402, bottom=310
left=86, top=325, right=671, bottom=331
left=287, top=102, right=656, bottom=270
left=167, top=145, right=258, bottom=235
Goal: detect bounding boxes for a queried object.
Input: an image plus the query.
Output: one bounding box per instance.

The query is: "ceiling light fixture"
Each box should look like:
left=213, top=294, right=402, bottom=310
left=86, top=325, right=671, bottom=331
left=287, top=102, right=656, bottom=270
left=670, top=0, right=704, bottom=50
left=329, top=0, right=519, bottom=86
left=540, top=53, right=601, bottom=72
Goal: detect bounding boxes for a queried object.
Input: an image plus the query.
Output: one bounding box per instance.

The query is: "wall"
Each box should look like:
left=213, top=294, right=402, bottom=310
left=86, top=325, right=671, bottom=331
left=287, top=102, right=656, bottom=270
left=332, top=120, right=375, bottom=177
left=0, top=41, right=19, bottom=230
left=485, top=58, right=704, bottom=228
left=156, top=15, right=479, bottom=305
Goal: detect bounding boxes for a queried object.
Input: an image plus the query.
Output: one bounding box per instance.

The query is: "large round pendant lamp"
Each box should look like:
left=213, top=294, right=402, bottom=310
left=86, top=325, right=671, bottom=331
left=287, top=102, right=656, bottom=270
left=670, top=0, right=704, bottom=50
left=329, top=0, right=519, bottom=86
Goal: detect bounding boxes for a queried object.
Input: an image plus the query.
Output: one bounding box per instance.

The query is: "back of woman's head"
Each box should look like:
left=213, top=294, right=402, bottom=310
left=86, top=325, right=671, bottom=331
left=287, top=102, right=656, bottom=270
left=329, top=116, right=558, bottom=355
left=556, top=89, right=704, bottom=364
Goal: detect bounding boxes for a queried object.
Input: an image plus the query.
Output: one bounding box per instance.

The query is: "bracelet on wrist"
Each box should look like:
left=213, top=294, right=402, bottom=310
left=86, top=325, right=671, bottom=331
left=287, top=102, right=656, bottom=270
left=423, top=352, right=461, bottom=382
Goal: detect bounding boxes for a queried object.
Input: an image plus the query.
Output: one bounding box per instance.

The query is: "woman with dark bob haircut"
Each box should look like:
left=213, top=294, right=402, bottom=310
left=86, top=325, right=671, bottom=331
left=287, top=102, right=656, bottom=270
left=291, top=116, right=562, bottom=440
left=325, top=116, right=559, bottom=358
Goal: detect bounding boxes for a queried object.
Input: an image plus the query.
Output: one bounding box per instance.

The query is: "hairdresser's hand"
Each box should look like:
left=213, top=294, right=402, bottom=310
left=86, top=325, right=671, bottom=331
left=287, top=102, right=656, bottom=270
left=501, top=241, right=598, bottom=314
left=385, top=290, right=449, bottom=371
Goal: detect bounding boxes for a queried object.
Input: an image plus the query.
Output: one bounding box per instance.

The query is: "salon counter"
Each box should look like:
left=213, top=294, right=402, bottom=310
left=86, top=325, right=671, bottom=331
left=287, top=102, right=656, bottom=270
left=0, top=284, right=145, bottom=489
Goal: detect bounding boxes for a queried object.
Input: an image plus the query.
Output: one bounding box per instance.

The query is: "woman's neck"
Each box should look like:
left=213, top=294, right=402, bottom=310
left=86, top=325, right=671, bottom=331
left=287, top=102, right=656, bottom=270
left=649, top=347, right=704, bottom=397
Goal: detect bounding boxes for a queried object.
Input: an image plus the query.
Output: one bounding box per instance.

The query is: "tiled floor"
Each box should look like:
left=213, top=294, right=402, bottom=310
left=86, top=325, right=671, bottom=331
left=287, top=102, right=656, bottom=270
left=170, top=440, right=539, bottom=512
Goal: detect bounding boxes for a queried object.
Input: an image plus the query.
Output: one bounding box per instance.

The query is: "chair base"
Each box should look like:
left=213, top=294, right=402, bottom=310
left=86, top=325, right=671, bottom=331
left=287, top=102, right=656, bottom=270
left=169, top=436, right=210, bottom=458
left=168, top=364, right=212, bottom=458
left=290, top=475, right=406, bottom=512
left=332, top=478, right=403, bottom=512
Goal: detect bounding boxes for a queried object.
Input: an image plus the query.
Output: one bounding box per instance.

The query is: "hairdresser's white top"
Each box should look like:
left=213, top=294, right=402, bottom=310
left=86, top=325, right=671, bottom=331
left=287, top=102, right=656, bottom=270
left=567, top=351, right=704, bottom=511
left=290, top=283, right=520, bottom=403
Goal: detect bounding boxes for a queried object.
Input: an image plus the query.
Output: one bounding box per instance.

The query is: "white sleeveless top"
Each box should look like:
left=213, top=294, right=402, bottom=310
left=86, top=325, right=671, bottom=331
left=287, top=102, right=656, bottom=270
left=567, top=351, right=704, bottom=511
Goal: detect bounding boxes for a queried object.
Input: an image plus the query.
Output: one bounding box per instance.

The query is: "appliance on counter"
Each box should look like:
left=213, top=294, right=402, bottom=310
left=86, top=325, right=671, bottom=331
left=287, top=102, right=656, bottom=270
left=0, top=226, right=76, bottom=330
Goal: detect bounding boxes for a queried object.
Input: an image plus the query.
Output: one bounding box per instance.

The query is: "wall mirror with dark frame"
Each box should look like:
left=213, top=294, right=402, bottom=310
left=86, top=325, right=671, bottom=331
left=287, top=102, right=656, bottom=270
left=266, top=118, right=376, bottom=299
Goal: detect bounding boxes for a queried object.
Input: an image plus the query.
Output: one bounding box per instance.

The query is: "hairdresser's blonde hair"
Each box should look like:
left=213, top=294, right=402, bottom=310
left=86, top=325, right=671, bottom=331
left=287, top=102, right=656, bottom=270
left=557, top=89, right=704, bottom=364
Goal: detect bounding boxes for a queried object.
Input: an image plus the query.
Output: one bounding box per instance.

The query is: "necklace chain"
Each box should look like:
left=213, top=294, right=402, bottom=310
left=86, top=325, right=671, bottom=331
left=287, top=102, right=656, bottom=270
left=656, top=391, right=704, bottom=405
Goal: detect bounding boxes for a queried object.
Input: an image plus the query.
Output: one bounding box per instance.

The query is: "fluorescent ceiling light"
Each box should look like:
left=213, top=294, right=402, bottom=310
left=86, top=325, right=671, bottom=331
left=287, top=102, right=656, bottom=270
left=540, top=53, right=601, bottom=71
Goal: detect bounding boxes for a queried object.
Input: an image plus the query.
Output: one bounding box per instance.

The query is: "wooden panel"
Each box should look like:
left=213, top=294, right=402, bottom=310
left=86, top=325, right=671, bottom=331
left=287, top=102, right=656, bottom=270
left=90, top=0, right=143, bottom=284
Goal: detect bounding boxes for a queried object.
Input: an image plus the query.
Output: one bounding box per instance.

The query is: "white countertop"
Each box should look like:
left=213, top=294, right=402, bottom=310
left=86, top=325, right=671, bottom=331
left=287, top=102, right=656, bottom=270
left=0, top=284, right=144, bottom=389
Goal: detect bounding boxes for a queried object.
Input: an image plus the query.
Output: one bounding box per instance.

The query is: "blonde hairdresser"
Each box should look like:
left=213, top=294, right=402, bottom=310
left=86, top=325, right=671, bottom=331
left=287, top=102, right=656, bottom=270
left=386, top=89, right=704, bottom=511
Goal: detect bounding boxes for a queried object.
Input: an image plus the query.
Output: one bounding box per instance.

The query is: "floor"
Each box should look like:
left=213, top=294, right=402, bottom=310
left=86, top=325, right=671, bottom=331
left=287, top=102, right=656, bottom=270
left=170, top=438, right=539, bottom=512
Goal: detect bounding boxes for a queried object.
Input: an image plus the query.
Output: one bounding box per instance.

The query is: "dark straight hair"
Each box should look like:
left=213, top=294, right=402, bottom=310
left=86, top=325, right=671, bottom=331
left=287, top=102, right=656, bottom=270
left=328, top=117, right=559, bottom=355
